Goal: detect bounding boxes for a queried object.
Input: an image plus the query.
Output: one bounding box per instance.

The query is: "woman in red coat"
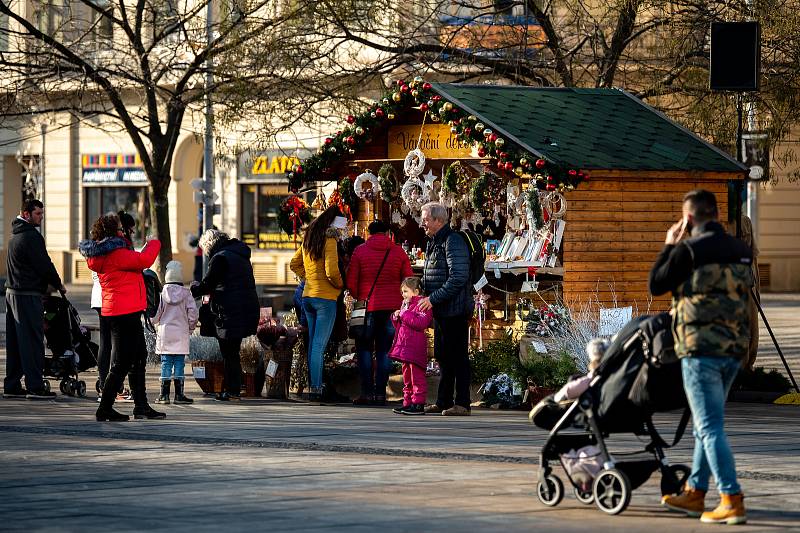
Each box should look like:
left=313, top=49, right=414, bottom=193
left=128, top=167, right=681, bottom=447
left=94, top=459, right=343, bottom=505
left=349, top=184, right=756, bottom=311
left=346, top=220, right=413, bottom=405
left=79, top=213, right=164, bottom=422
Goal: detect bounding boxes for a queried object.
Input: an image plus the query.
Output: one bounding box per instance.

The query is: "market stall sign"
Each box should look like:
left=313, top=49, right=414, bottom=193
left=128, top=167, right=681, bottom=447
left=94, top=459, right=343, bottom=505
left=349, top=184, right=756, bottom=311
left=388, top=124, right=474, bottom=160
left=239, top=149, right=312, bottom=181
left=81, top=153, right=148, bottom=184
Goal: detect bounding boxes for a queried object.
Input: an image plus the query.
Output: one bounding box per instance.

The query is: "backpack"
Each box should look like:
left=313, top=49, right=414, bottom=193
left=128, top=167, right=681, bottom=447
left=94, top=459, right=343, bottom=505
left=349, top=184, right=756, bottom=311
left=142, top=269, right=162, bottom=319
left=457, top=228, right=486, bottom=292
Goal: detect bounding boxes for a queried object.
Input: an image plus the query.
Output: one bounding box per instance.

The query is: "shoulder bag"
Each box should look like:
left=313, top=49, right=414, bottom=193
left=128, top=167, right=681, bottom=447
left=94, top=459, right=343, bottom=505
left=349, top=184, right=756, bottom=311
left=348, top=248, right=391, bottom=341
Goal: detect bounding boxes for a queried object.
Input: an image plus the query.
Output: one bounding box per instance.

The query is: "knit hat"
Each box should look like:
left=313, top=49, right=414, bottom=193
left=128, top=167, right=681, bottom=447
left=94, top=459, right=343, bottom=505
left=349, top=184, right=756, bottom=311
left=165, top=260, right=184, bottom=284
left=198, top=228, right=229, bottom=257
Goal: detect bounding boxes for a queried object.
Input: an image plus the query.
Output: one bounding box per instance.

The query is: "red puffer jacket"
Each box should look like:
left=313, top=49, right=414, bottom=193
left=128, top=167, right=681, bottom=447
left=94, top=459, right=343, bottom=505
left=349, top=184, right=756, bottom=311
left=346, top=234, right=413, bottom=312
left=80, top=237, right=161, bottom=317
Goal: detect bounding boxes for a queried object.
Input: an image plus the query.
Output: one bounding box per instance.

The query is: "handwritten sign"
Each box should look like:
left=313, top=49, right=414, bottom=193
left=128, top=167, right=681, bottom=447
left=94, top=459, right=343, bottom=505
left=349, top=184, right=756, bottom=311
left=387, top=124, right=474, bottom=159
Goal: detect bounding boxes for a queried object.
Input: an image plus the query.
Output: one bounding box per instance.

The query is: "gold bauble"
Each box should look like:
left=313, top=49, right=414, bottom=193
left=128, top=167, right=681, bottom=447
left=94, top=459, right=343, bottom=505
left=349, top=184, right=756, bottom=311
left=392, top=92, right=402, bottom=102
left=387, top=113, right=395, bottom=120
left=443, top=102, right=453, bottom=111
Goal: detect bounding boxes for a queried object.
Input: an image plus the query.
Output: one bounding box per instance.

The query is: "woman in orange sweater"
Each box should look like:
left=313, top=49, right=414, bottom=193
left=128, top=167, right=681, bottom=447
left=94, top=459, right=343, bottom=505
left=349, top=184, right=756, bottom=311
left=290, top=206, right=345, bottom=401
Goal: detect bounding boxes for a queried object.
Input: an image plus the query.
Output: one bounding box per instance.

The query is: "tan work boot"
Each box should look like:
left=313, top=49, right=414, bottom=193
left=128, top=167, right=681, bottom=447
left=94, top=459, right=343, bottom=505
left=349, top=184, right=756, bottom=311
left=442, top=405, right=470, bottom=416
left=662, top=486, right=706, bottom=517
left=423, top=404, right=443, bottom=414
left=701, top=493, right=747, bottom=525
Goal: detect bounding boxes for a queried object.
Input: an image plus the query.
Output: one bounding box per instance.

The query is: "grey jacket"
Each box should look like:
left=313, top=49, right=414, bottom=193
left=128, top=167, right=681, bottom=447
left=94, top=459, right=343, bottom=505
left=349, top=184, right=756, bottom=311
left=422, top=225, right=474, bottom=318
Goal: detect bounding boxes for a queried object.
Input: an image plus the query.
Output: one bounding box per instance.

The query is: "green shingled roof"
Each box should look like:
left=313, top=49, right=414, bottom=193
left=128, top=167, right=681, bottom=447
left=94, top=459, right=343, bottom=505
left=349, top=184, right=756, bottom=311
left=431, top=84, right=746, bottom=173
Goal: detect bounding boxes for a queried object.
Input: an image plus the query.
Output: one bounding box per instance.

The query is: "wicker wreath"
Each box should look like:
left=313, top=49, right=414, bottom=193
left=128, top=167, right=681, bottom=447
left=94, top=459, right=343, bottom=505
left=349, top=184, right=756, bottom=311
left=403, top=148, right=426, bottom=177
left=401, top=176, right=427, bottom=212
left=353, top=171, right=381, bottom=200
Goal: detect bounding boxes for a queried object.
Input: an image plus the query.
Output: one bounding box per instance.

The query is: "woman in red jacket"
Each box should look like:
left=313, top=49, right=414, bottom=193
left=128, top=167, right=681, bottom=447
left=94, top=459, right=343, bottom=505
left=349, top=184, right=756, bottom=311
left=79, top=214, right=164, bottom=422
left=346, top=220, right=413, bottom=405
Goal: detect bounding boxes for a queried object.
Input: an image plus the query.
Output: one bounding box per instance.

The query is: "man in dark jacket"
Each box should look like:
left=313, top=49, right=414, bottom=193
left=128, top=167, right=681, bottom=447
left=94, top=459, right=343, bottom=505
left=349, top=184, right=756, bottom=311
left=650, top=190, right=751, bottom=525
left=192, top=229, right=260, bottom=401
left=3, top=200, right=65, bottom=399
left=419, top=202, right=474, bottom=416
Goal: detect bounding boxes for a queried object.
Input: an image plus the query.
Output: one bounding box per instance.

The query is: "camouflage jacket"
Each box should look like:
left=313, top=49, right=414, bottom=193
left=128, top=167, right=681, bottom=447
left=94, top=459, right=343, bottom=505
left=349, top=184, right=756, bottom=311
left=671, top=262, right=753, bottom=359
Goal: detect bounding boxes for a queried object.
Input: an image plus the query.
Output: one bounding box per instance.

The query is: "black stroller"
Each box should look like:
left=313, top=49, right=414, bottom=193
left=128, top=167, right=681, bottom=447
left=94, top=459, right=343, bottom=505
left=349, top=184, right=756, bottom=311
left=532, top=312, right=692, bottom=515
left=43, top=293, right=99, bottom=397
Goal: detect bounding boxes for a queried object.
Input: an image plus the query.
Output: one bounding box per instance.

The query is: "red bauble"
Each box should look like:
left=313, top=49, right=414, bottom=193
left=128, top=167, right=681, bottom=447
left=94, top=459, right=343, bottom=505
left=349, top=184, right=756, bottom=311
left=546, top=184, right=556, bottom=191
left=497, top=160, right=505, bottom=169
left=477, top=147, right=486, bottom=157
left=536, top=159, right=546, bottom=169
left=452, top=108, right=458, bottom=114
left=396, top=79, right=405, bottom=86
left=295, top=165, right=303, bottom=174
left=504, top=161, right=514, bottom=171
left=375, top=108, right=385, bottom=118
left=346, top=115, right=355, bottom=124
left=546, top=174, right=553, bottom=181
left=498, top=151, right=508, bottom=159
left=453, top=119, right=461, bottom=125
left=568, top=169, right=577, bottom=176
left=432, top=95, right=442, bottom=102
left=423, top=82, right=432, bottom=90
left=420, top=103, right=429, bottom=112
left=464, top=127, right=472, bottom=137
left=489, top=133, right=498, bottom=142
left=400, top=84, right=410, bottom=93
left=583, top=174, right=590, bottom=181
left=346, top=136, right=356, bottom=146
left=324, top=137, right=333, bottom=145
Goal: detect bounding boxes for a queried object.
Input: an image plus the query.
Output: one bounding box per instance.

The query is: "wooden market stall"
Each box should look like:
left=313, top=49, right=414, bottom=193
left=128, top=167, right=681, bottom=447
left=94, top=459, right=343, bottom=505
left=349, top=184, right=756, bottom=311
left=284, top=81, right=748, bottom=323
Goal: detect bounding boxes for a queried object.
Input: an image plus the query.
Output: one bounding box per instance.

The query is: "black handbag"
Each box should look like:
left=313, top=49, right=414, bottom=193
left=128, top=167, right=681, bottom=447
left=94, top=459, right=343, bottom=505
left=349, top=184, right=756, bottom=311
left=348, top=249, right=391, bottom=340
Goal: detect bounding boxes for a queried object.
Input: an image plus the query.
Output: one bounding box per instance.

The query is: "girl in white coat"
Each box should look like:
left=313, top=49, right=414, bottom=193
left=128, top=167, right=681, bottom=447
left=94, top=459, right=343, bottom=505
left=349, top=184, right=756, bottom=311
left=153, top=261, right=198, bottom=404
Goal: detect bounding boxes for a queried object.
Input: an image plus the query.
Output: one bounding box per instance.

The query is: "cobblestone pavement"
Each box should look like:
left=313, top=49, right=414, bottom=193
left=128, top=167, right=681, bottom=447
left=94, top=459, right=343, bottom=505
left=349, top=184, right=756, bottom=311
left=1, top=375, right=799, bottom=532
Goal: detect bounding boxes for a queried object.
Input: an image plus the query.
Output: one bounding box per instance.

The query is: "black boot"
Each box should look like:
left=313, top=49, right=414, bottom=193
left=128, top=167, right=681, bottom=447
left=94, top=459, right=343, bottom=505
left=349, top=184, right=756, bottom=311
left=96, top=372, right=129, bottom=422
left=133, top=404, right=167, bottom=419
left=173, top=379, right=193, bottom=404
left=155, top=381, right=171, bottom=404
left=131, top=370, right=166, bottom=420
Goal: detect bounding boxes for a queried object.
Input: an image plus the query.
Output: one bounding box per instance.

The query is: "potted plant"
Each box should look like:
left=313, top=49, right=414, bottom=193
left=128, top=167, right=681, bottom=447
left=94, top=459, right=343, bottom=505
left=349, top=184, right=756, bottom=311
left=188, top=335, right=225, bottom=394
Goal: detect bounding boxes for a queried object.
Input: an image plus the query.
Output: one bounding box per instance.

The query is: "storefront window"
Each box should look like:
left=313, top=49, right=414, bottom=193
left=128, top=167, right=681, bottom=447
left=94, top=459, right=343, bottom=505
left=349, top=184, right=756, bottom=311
left=84, top=186, right=151, bottom=247
left=240, top=184, right=315, bottom=250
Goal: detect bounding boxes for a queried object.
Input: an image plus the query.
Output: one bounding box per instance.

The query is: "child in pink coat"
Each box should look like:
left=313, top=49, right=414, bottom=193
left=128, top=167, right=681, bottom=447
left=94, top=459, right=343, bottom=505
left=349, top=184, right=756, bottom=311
left=390, top=277, right=433, bottom=415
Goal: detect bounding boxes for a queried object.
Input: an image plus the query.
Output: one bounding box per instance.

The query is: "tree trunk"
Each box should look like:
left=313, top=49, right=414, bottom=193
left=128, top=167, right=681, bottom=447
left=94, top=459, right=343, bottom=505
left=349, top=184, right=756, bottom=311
left=150, top=180, right=173, bottom=278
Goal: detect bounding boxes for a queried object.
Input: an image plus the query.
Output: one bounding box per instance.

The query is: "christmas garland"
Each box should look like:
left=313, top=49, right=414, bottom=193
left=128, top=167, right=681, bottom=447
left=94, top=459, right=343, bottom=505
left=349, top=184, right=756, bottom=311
left=277, top=195, right=312, bottom=237
left=443, top=161, right=469, bottom=195
left=333, top=176, right=358, bottom=217
left=286, top=76, right=588, bottom=193
left=377, top=164, right=397, bottom=202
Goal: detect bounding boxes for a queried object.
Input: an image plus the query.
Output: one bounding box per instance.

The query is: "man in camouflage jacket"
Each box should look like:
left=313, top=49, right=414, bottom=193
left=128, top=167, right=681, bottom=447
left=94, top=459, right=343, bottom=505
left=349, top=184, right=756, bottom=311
left=649, top=189, right=752, bottom=525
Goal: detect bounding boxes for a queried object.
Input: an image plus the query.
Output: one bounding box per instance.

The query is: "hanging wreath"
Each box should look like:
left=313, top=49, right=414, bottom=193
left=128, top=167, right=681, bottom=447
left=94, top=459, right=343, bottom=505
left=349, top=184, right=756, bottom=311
left=543, top=191, right=567, bottom=219
left=335, top=176, right=358, bottom=217
left=404, top=148, right=426, bottom=177
left=353, top=171, right=381, bottom=200
left=526, top=187, right=544, bottom=230
left=401, top=176, right=427, bottom=213
left=378, top=164, right=397, bottom=202
left=470, top=172, right=503, bottom=216
left=277, top=195, right=312, bottom=237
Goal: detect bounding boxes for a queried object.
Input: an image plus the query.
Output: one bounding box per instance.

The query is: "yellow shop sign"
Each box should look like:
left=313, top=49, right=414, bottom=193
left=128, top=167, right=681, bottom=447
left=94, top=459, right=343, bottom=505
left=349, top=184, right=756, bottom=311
left=251, top=155, right=302, bottom=175
left=387, top=124, right=474, bottom=159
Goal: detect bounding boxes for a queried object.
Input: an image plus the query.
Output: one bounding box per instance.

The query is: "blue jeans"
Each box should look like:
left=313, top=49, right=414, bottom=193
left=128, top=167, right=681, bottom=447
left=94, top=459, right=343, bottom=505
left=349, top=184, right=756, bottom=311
left=682, top=356, right=742, bottom=495
left=355, top=311, right=395, bottom=398
left=303, top=297, right=338, bottom=391
left=160, top=354, right=187, bottom=382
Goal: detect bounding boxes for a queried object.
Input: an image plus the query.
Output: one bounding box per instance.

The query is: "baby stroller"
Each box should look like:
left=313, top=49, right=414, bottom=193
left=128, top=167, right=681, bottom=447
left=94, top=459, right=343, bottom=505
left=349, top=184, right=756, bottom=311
left=43, top=293, right=99, bottom=397
left=532, top=312, right=692, bottom=515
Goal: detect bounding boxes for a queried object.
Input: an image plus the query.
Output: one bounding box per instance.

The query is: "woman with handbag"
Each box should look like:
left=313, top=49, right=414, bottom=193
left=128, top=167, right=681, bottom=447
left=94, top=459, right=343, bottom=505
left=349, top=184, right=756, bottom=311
left=346, top=220, right=413, bottom=405
left=290, top=206, right=346, bottom=402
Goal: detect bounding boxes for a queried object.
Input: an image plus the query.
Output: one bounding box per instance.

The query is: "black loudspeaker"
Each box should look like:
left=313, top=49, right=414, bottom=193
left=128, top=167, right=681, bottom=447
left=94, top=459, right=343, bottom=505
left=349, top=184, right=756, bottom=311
left=710, top=21, right=760, bottom=91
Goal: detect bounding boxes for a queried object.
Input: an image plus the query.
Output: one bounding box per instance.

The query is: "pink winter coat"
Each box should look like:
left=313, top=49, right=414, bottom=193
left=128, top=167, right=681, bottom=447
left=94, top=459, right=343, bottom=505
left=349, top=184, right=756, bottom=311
left=152, top=283, right=199, bottom=355
left=389, top=295, right=433, bottom=367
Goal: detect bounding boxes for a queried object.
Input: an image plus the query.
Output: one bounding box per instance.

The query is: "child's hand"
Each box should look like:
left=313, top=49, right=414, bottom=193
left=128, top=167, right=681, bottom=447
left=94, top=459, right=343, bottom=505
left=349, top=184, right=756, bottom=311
left=392, top=310, right=400, bottom=320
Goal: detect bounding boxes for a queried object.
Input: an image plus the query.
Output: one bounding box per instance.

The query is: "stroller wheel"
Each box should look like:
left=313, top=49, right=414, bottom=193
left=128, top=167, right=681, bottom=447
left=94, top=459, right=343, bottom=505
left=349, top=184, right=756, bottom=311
left=95, top=379, right=102, bottom=394
left=573, top=486, right=594, bottom=505
left=537, top=474, right=564, bottom=507
left=593, top=469, right=631, bottom=515
left=76, top=381, right=87, bottom=398
left=661, top=464, right=691, bottom=496
left=60, top=379, right=70, bottom=395
left=42, top=380, right=51, bottom=392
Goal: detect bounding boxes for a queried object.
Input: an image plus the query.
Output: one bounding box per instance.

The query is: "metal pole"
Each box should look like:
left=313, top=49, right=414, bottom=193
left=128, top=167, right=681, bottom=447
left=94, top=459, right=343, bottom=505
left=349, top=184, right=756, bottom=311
left=745, top=101, right=758, bottom=241
left=40, top=123, right=46, bottom=239
left=202, top=0, right=214, bottom=274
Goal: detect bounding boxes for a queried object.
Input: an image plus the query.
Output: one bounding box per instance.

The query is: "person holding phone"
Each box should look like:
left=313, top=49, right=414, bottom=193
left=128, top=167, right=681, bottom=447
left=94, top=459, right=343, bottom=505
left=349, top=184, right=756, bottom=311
left=649, top=190, right=753, bottom=525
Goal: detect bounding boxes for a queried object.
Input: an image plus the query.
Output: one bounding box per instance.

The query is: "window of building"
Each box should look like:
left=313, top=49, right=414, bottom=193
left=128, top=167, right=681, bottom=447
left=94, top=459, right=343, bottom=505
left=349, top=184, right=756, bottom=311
left=152, top=0, right=182, bottom=42
left=36, top=0, right=69, bottom=36
left=88, top=0, right=114, bottom=44
left=1, top=11, right=9, bottom=52
left=240, top=184, right=316, bottom=250
left=84, top=186, right=151, bottom=247
left=493, top=0, right=515, bottom=17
